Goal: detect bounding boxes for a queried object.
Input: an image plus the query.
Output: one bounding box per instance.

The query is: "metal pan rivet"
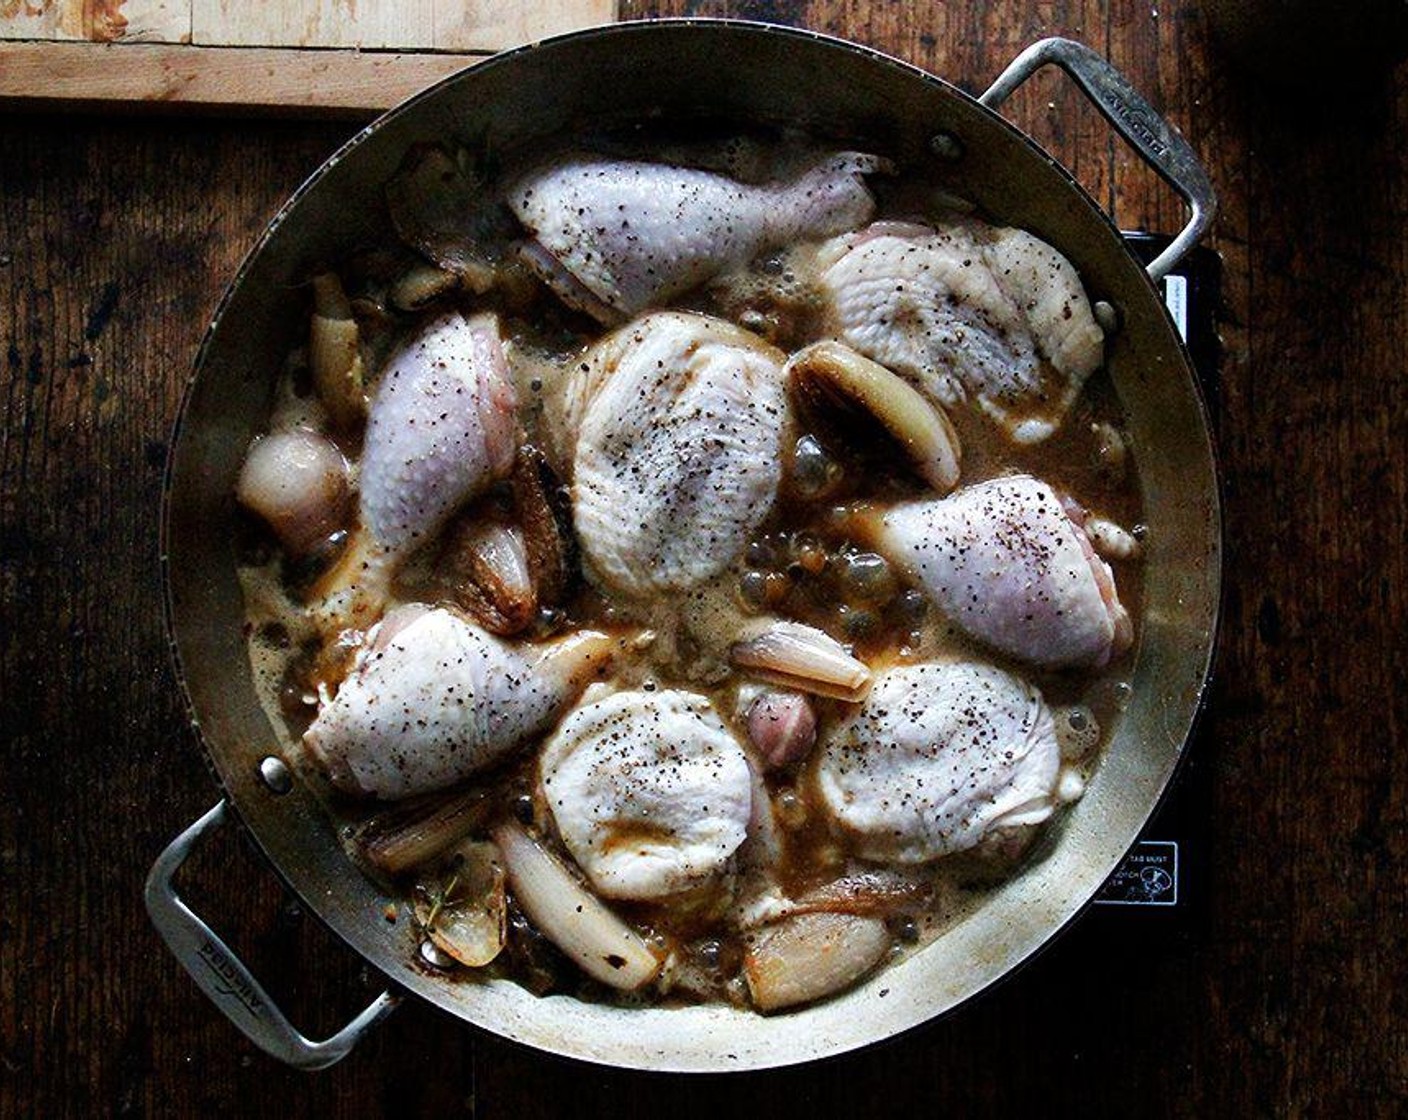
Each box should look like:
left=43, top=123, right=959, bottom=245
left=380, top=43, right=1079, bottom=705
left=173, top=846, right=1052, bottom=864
left=929, top=132, right=964, bottom=161
left=419, top=939, right=456, bottom=970
left=259, top=755, right=293, bottom=794
left=1094, top=300, right=1121, bottom=333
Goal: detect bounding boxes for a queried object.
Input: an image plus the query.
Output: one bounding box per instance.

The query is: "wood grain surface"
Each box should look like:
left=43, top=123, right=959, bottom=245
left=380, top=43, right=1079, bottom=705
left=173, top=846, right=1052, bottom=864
left=0, top=0, right=615, bottom=46
left=0, top=41, right=488, bottom=115
left=0, top=0, right=617, bottom=113
left=2, top=2, right=1406, bottom=1116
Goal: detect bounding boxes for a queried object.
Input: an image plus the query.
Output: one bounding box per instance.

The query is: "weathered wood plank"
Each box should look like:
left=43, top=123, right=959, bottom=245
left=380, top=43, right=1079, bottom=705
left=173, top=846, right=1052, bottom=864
left=0, top=0, right=615, bottom=47
left=0, top=0, right=618, bottom=111
left=0, top=40, right=481, bottom=113
left=0, top=0, right=189, bottom=43
left=188, top=0, right=438, bottom=50
left=430, top=0, right=617, bottom=50
left=188, top=0, right=614, bottom=50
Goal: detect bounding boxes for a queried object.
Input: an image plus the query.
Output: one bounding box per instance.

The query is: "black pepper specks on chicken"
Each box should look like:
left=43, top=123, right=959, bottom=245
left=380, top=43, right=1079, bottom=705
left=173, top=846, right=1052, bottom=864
left=539, top=687, right=753, bottom=899
left=817, top=661, right=1061, bottom=862
left=239, top=132, right=1143, bottom=1014
left=303, top=607, right=614, bottom=799
left=509, top=151, right=888, bottom=322
left=819, top=219, right=1105, bottom=443
left=567, top=312, right=791, bottom=598
left=873, top=474, right=1132, bottom=669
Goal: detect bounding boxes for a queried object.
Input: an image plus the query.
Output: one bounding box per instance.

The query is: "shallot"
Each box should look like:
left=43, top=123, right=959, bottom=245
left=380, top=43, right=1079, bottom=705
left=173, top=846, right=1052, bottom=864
left=493, top=821, right=661, bottom=990
left=236, top=428, right=350, bottom=557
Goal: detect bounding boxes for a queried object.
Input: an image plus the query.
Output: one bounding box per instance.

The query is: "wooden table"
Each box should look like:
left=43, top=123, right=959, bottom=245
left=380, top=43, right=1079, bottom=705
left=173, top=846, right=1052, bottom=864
left=4, top=2, right=1405, bottom=1115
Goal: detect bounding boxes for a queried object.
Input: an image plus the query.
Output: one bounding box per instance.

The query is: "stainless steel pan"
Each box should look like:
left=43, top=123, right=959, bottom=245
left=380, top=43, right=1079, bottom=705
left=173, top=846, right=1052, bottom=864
left=147, top=21, right=1220, bottom=1072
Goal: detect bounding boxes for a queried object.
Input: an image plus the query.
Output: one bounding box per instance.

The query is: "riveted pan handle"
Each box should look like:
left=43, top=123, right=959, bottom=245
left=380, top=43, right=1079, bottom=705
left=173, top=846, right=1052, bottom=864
left=980, top=37, right=1216, bottom=283
left=145, top=801, right=399, bottom=1070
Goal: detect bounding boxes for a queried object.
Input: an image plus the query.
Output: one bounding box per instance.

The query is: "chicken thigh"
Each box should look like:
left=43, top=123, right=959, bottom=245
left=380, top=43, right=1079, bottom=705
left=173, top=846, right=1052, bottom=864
left=540, top=688, right=754, bottom=900
left=817, top=661, right=1062, bottom=862
left=566, top=311, right=789, bottom=599
left=304, top=605, right=613, bottom=800
left=509, top=151, right=885, bottom=322
left=866, top=474, right=1132, bottom=670
left=818, top=220, right=1105, bottom=443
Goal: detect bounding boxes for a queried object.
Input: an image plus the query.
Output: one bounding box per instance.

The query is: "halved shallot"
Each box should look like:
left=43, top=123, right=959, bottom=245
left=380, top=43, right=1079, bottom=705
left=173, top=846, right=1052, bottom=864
left=492, top=821, right=661, bottom=991
left=511, top=445, right=573, bottom=608
left=389, top=262, right=460, bottom=312
left=309, top=272, right=366, bottom=429
left=385, top=144, right=507, bottom=294
left=787, top=339, right=961, bottom=493
left=441, top=521, right=538, bottom=636
left=730, top=620, right=872, bottom=702
left=351, top=787, right=492, bottom=877
left=733, top=865, right=928, bottom=937
left=744, top=912, right=891, bottom=1012
left=413, top=839, right=507, bottom=968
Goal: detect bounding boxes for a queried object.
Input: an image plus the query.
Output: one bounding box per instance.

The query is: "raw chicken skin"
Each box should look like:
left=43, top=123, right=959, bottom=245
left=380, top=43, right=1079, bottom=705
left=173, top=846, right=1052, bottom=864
left=304, top=606, right=612, bottom=800
left=819, top=220, right=1105, bottom=443
left=540, top=688, right=753, bottom=900
left=510, top=151, right=885, bottom=322
left=567, top=312, right=789, bottom=598
left=359, top=311, right=517, bottom=559
left=817, top=661, right=1061, bottom=862
left=872, top=474, right=1132, bottom=669
left=313, top=311, right=517, bottom=629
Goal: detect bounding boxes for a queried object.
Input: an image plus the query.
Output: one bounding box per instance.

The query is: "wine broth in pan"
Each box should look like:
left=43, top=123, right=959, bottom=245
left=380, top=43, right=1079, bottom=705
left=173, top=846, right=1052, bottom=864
left=234, top=128, right=1142, bottom=1011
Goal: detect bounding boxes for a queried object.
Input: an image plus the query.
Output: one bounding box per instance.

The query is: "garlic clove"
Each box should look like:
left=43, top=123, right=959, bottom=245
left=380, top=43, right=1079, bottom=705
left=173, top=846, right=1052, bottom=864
left=746, top=690, right=818, bottom=770
left=1083, top=515, right=1142, bottom=561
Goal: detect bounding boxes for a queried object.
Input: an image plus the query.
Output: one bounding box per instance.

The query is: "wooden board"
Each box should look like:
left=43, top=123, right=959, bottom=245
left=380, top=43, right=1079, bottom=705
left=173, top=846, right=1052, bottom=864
left=0, top=40, right=487, bottom=114
left=0, top=0, right=188, bottom=43
left=189, top=1, right=612, bottom=51
left=0, top=0, right=617, bottom=113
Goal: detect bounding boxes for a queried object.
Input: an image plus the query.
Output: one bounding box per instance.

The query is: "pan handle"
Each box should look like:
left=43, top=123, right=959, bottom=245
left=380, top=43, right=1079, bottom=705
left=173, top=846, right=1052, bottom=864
left=979, top=37, right=1216, bottom=283
left=145, top=801, right=400, bottom=1070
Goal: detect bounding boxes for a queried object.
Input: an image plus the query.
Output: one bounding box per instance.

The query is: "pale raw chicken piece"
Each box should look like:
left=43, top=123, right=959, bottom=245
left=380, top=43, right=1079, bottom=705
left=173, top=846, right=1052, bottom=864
left=509, top=151, right=885, bottom=322
left=867, top=474, right=1132, bottom=669
left=818, top=219, right=1105, bottom=443
left=304, top=606, right=613, bottom=800
left=983, top=226, right=1107, bottom=384
left=540, top=688, right=753, bottom=900
left=817, top=661, right=1062, bottom=862
left=566, top=311, right=789, bottom=598
left=313, top=311, right=517, bottom=630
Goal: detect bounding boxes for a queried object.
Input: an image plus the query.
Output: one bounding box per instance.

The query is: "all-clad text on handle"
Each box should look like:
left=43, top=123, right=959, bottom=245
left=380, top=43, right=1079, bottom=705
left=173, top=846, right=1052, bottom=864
left=980, top=37, right=1216, bottom=283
